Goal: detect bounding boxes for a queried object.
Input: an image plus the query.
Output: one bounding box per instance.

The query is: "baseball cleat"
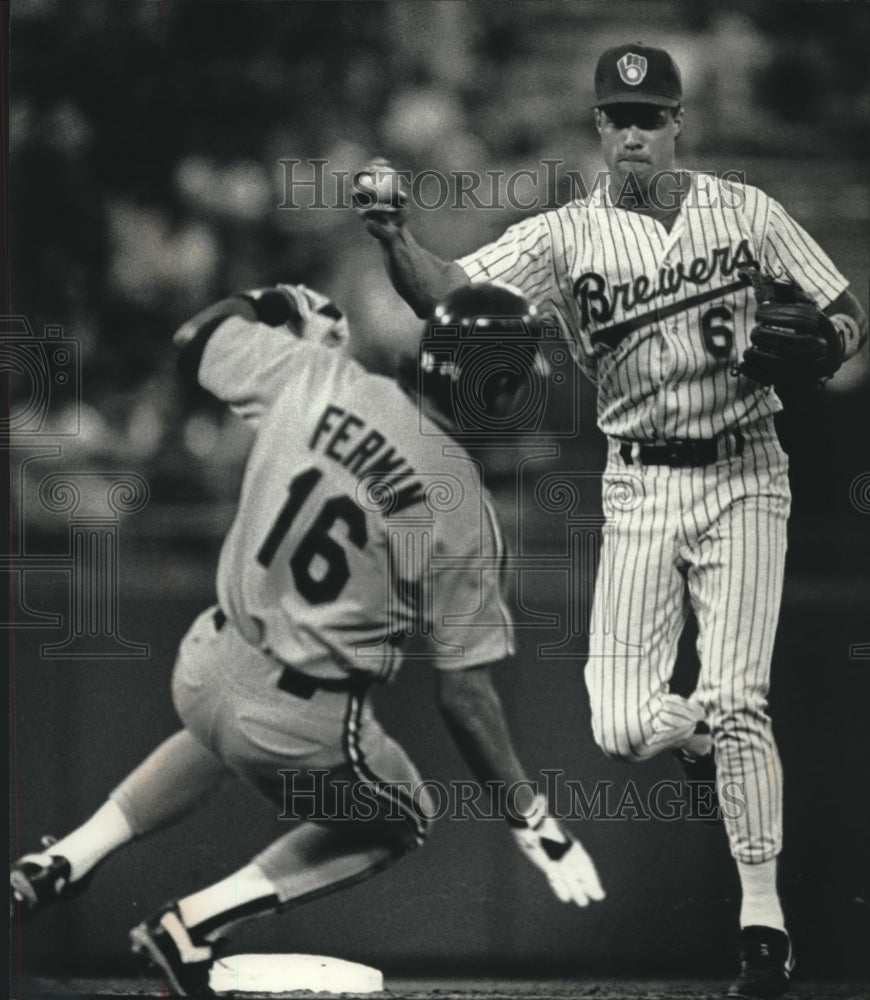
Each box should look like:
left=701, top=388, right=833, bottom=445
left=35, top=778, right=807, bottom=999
left=727, top=925, right=795, bottom=999
left=674, top=722, right=721, bottom=825
left=130, top=902, right=216, bottom=996
left=10, top=836, right=91, bottom=922
left=674, top=743, right=717, bottom=781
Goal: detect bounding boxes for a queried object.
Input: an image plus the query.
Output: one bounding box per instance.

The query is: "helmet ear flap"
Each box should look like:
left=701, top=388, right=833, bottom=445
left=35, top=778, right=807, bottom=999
left=414, top=281, right=546, bottom=431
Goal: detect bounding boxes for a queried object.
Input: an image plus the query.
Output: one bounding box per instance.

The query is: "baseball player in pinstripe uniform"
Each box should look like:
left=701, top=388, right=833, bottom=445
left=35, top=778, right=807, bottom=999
left=11, top=282, right=603, bottom=996
left=358, top=42, right=867, bottom=999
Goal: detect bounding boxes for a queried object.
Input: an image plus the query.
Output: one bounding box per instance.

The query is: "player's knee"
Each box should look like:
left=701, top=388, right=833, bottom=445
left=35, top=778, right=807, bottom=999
left=364, top=782, right=433, bottom=856
left=392, top=812, right=431, bottom=855
left=401, top=783, right=434, bottom=851
left=410, top=780, right=438, bottom=831
left=591, top=721, right=647, bottom=764
left=370, top=809, right=430, bottom=859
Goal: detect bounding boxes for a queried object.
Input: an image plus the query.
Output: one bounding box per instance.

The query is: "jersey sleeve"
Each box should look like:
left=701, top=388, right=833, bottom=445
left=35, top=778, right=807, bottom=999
left=757, top=194, right=849, bottom=308
left=424, top=493, right=515, bottom=671
left=194, top=316, right=307, bottom=423
left=455, top=213, right=557, bottom=305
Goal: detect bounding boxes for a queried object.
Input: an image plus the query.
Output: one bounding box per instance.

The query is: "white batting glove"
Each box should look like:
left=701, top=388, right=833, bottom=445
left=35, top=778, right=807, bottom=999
left=510, top=795, right=605, bottom=907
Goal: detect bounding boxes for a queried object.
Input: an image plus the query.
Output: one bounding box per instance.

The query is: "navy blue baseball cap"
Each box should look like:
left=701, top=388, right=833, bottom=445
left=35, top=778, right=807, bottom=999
left=594, top=43, right=682, bottom=108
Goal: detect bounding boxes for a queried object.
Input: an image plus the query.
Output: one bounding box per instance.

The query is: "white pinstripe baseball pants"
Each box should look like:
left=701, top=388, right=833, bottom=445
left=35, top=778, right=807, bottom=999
left=585, top=419, right=790, bottom=863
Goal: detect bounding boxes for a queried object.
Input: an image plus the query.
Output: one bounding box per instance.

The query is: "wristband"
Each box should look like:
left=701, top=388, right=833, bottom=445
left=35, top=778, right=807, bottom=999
left=830, top=313, right=862, bottom=360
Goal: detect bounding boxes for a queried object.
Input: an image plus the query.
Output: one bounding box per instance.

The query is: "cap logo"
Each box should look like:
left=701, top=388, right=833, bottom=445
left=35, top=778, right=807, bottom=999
left=617, top=53, right=647, bottom=86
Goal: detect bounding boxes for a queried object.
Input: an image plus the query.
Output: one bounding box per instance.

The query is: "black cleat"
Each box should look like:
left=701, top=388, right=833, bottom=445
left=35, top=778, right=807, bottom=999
left=130, top=902, right=216, bottom=996
left=674, top=722, right=721, bottom=825
left=674, top=743, right=717, bottom=781
left=728, top=925, right=795, bottom=999
left=10, top=836, right=91, bottom=922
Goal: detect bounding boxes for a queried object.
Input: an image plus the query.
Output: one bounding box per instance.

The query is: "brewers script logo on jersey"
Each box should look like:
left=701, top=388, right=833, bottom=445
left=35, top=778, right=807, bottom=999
left=574, top=237, right=758, bottom=349
left=617, top=53, right=647, bottom=85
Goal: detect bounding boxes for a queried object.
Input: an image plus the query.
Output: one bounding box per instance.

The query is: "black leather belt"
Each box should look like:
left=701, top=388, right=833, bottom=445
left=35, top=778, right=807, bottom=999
left=618, top=430, right=744, bottom=468
left=212, top=607, right=363, bottom=699
left=277, top=666, right=362, bottom=699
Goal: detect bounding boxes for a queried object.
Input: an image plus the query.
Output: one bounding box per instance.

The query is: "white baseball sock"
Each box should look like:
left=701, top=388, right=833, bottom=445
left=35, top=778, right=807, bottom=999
left=737, top=858, right=786, bottom=932
left=178, top=864, right=279, bottom=940
left=37, top=799, right=134, bottom=882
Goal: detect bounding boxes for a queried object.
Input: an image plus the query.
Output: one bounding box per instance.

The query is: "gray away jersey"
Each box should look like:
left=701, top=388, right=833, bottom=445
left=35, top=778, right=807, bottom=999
left=195, top=318, right=514, bottom=681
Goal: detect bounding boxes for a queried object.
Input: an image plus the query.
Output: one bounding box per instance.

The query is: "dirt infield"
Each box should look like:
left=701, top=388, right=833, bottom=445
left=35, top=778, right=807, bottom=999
left=9, top=977, right=870, bottom=1000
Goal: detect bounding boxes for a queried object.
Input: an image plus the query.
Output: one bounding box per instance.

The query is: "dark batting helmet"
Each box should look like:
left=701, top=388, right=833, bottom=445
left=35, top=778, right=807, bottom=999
left=404, top=281, right=548, bottom=434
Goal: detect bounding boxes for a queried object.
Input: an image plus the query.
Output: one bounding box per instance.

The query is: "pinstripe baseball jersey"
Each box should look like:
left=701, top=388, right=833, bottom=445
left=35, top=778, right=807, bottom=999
left=193, top=316, right=513, bottom=681
left=457, top=173, right=850, bottom=439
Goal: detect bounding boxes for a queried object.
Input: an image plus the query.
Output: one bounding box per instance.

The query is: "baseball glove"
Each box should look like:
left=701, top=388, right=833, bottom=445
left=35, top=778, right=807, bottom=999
left=735, top=266, right=843, bottom=387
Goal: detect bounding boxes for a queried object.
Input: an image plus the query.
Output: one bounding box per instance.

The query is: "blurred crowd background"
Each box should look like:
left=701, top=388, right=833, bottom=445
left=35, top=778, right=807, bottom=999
left=9, top=0, right=869, bottom=523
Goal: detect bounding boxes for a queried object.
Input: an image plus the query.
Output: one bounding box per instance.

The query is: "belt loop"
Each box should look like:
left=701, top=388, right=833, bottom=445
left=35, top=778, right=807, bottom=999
left=733, top=429, right=745, bottom=457
left=619, top=442, right=633, bottom=466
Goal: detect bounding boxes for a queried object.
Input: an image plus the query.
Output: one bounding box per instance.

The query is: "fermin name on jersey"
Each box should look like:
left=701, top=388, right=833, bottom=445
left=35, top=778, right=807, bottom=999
left=574, top=237, right=758, bottom=332
left=309, top=404, right=426, bottom=515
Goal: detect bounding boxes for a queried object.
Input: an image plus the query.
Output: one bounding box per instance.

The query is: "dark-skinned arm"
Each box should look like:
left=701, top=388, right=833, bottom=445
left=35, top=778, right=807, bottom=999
left=435, top=662, right=605, bottom=907
left=363, top=211, right=468, bottom=319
